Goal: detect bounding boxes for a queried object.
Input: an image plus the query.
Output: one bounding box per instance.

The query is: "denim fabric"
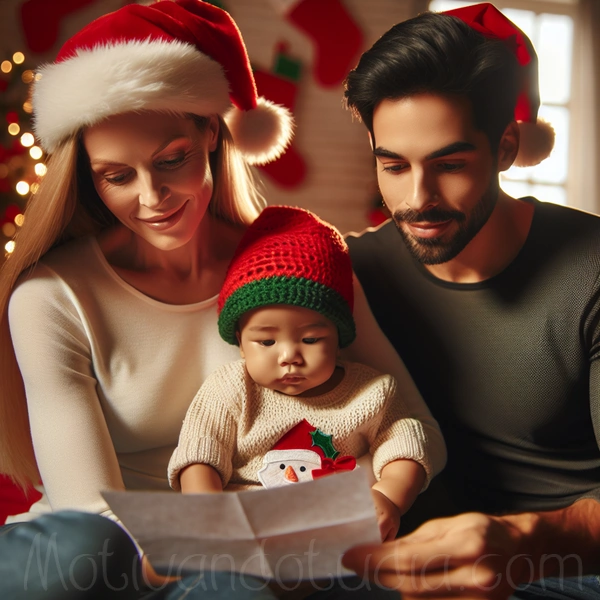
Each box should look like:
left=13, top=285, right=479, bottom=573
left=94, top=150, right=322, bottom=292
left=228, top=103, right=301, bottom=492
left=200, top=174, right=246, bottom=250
left=1, top=511, right=395, bottom=599
left=512, top=576, right=600, bottom=599
left=0, top=511, right=277, bottom=599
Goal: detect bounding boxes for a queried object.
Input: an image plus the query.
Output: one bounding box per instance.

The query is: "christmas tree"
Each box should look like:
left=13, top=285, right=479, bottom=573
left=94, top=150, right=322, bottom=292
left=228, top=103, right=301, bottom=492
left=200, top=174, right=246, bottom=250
left=0, top=50, right=43, bottom=265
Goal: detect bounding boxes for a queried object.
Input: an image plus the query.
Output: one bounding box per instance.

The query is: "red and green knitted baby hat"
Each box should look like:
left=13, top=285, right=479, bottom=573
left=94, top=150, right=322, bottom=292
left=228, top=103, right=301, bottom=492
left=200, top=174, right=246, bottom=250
left=218, top=206, right=356, bottom=348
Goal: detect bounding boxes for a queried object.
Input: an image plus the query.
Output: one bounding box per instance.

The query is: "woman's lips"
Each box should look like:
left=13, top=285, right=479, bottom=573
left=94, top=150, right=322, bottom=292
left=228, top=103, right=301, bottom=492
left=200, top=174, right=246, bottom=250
left=138, top=202, right=188, bottom=230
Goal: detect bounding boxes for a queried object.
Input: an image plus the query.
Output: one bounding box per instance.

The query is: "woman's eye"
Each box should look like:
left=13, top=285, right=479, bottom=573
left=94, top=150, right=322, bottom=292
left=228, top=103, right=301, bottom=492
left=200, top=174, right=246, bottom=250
left=104, top=172, right=130, bottom=185
left=302, top=337, right=319, bottom=344
left=157, top=155, right=185, bottom=168
left=259, top=340, right=275, bottom=347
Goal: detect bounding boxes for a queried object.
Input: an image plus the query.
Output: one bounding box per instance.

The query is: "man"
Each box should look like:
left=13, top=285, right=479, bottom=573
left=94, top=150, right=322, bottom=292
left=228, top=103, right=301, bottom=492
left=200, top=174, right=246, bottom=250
left=341, top=4, right=600, bottom=599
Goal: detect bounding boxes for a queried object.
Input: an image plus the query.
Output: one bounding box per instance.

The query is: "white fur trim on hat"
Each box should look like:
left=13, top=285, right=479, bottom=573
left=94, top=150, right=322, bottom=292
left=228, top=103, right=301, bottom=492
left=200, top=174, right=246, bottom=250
left=514, top=118, right=556, bottom=167
left=33, top=39, right=231, bottom=153
left=225, top=97, right=294, bottom=165
left=262, top=449, right=322, bottom=465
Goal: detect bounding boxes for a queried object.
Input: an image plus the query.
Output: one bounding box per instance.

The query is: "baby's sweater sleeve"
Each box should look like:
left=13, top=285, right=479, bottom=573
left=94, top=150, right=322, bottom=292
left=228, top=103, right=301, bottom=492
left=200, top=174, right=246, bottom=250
left=168, top=363, right=241, bottom=490
left=369, top=374, right=431, bottom=488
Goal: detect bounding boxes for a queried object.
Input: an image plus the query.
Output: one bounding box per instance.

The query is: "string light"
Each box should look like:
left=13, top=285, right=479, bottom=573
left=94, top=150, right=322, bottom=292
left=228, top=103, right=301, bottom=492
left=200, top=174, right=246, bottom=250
left=21, top=70, right=34, bottom=84
left=34, top=163, right=47, bottom=176
left=16, top=181, right=30, bottom=195
left=20, top=132, right=34, bottom=147
left=30, top=183, right=39, bottom=194
left=2, top=223, right=16, bottom=238
left=1, top=60, right=12, bottom=74
left=15, top=214, right=25, bottom=226
left=5, top=241, right=16, bottom=254
left=29, top=146, right=43, bottom=160
left=12, top=52, right=25, bottom=65
left=8, top=123, right=20, bottom=136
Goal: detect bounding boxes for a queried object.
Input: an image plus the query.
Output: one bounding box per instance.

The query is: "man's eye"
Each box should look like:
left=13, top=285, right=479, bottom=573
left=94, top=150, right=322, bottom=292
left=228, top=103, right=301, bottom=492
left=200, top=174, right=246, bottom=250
left=381, top=164, right=407, bottom=173
left=438, top=162, right=464, bottom=172
left=302, top=337, right=319, bottom=344
left=259, top=340, right=275, bottom=347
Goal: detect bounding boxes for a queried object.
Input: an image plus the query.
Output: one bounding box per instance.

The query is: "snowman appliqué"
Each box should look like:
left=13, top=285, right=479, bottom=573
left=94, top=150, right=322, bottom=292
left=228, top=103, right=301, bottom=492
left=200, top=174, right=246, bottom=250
left=257, top=419, right=357, bottom=488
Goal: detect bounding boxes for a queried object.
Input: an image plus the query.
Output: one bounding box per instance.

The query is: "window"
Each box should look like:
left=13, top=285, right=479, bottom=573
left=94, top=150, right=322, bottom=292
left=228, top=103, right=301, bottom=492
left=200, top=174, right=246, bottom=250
left=428, top=0, right=577, bottom=206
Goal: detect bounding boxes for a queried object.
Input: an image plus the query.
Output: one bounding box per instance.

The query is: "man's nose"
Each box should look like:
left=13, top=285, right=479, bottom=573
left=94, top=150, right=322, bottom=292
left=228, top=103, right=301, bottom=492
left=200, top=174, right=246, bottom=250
left=405, top=169, right=438, bottom=213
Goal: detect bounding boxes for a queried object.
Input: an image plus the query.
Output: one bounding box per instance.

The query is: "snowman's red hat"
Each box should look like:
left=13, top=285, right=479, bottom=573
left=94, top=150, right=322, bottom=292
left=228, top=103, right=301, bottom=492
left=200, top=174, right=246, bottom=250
left=32, top=0, right=293, bottom=164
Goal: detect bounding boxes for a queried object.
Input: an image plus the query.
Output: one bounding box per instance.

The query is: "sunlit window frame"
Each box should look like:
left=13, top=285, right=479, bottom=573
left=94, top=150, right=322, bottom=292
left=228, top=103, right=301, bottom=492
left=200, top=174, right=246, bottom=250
left=428, top=0, right=580, bottom=208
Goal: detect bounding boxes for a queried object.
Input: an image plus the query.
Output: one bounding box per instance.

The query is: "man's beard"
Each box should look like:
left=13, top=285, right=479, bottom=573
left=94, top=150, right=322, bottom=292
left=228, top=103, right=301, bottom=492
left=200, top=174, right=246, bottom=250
left=392, top=178, right=499, bottom=265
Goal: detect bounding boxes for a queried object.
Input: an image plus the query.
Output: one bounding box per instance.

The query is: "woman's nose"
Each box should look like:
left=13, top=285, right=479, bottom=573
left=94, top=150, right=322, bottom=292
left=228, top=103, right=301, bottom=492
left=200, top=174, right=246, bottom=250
left=137, top=173, right=170, bottom=208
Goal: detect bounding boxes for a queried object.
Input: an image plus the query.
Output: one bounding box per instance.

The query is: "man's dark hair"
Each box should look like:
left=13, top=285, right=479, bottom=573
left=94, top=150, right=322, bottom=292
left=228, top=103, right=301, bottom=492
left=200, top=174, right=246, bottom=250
left=344, top=11, right=523, bottom=152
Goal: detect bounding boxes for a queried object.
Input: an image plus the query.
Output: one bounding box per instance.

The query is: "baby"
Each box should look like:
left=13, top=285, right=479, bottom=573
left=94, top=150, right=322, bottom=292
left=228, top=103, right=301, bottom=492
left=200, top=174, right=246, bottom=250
left=168, top=205, right=430, bottom=541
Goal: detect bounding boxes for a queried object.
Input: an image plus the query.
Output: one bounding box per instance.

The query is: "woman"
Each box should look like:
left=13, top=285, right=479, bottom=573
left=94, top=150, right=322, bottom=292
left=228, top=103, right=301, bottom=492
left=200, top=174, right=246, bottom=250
left=0, top=1, right=445, bottom=597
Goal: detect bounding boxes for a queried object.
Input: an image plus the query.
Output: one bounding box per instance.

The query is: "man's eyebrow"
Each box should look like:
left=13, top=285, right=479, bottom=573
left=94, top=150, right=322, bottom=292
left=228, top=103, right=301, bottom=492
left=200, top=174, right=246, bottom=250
left=373, top=141, right=477, bottom=161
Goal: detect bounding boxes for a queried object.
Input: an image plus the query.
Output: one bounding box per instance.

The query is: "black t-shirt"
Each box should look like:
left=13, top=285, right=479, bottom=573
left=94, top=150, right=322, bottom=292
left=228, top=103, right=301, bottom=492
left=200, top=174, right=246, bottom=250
left=347, top=198, right=600, bottom=526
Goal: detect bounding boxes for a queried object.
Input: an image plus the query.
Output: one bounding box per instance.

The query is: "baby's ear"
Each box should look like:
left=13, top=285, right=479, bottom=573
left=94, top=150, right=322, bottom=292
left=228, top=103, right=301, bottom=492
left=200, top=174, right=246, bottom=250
left=236, top=331, right=245, bottom=358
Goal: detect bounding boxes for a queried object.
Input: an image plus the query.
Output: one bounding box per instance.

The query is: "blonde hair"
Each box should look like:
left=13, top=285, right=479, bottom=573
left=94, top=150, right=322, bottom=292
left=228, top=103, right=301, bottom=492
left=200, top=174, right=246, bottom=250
left=0, top=114, right=265, bottom=488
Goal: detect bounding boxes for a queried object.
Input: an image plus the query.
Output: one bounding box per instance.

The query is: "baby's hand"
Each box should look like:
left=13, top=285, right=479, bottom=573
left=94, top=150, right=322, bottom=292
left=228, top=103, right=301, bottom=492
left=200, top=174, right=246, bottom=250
left=371, top=489, right=401, bottom=541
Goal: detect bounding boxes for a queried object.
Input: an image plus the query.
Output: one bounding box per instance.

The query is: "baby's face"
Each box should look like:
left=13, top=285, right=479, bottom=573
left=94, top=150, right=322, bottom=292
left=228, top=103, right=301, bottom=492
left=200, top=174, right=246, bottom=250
left=237, top=305, right=339, bottom=396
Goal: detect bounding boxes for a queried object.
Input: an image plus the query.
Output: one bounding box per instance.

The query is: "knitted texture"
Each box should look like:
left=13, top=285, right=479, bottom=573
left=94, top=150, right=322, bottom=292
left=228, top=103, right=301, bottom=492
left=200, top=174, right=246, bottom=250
left=167, top=359, right=431, bottom=491
left=218, top=206, right=356, bottom=347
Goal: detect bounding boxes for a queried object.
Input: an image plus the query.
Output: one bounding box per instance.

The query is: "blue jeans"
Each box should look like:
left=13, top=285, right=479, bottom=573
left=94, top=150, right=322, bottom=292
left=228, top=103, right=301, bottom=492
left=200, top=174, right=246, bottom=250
left=0, top=511, right=275, bottom=599
left=511, top=576, right=600, bottom=599
left=0, top=511, right=398, bottom=599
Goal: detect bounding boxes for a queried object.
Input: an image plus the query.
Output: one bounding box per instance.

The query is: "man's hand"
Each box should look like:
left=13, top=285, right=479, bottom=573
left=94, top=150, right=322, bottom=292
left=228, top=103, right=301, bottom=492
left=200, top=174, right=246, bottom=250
left=343, top=512, right=534, bottom=599
left=372, top=488, right=401, bottom=541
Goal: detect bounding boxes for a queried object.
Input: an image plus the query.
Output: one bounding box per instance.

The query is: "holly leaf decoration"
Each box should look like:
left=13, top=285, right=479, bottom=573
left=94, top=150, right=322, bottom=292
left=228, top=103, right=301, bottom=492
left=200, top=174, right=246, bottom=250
left=310, top=429, right=339, bottom=459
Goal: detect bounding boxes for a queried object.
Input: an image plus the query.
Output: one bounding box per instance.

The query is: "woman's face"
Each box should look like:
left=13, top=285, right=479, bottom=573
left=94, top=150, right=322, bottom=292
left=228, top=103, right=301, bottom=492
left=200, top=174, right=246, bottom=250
left=83, top=112, right=219, bottom=252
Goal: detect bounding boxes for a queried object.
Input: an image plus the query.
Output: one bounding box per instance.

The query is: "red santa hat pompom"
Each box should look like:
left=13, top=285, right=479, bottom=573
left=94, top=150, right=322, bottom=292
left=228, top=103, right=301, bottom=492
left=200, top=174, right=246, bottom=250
left=32, top=0, right=293, bottom=164
left=443, top=2, right=555, bottom=167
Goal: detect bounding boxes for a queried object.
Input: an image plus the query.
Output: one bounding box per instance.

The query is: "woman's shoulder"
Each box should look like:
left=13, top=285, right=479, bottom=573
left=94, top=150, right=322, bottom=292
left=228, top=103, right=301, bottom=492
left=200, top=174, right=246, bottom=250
left=338, top=360, right=396, bottom=389
left=12, top=236, right=99, bottom=290
left=31, top=235, right=100, bottom=277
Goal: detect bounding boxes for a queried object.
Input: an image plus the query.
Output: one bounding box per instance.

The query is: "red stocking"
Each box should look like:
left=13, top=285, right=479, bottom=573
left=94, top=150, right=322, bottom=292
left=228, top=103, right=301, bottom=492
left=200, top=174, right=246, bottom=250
left=254, top=65, right=307, bottom=189
left=20, top=0, right=99, bottom=54
left=270, top=0, right=363, bottom=87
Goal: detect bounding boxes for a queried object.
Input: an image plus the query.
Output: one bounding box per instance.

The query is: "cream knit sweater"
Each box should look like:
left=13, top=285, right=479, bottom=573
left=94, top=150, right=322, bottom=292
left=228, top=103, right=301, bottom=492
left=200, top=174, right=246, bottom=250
left=168, top=359, right=430, bottom=491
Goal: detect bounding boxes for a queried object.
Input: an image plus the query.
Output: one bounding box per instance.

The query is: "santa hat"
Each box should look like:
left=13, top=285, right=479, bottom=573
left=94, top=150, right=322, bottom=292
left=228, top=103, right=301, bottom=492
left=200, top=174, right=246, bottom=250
left=32, top=0, right=293, bottom=164
left=218, top=205, right=356, bottom=348
left=262, top=420, right=356, bottom=479
left=443, top=2, right=555, bottom=167
left=263, top=420, right=327, bottom=465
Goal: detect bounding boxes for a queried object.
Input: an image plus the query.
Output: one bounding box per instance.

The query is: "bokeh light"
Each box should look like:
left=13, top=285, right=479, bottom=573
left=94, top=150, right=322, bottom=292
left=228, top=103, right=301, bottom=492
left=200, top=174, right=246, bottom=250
left=16, top=181, right=30, bottom=195
left=20, top=132, right=35, bottom=147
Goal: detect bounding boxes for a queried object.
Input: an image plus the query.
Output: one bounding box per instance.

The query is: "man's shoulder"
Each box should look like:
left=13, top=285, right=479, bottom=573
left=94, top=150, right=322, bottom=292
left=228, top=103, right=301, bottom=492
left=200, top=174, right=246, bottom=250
left=345, top=219, right=402, bottom=259
left=345, top=218, right=396, bottom=243
left=533, top=198, right=600, bottom=233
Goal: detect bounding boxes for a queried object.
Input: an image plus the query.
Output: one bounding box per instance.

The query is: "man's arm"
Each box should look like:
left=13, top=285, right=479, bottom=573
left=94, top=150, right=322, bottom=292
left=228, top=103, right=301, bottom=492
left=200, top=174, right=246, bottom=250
left=342, top=498, right=600, bottom=599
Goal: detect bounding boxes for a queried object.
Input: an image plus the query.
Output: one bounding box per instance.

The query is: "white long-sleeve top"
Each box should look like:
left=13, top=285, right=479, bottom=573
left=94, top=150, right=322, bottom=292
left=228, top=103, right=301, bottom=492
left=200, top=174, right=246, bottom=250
left=8, top=235, right=446, bottom=520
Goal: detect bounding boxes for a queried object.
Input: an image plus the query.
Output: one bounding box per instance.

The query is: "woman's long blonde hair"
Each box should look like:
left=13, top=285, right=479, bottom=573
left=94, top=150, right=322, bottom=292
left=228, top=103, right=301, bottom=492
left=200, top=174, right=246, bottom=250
left=0, top=114, right=265, bottom=489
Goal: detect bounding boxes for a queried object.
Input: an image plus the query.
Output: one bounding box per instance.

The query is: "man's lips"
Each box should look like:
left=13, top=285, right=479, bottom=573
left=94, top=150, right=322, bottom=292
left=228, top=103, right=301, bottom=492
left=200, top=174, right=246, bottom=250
left=405, top=219, right=452, bottom=239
